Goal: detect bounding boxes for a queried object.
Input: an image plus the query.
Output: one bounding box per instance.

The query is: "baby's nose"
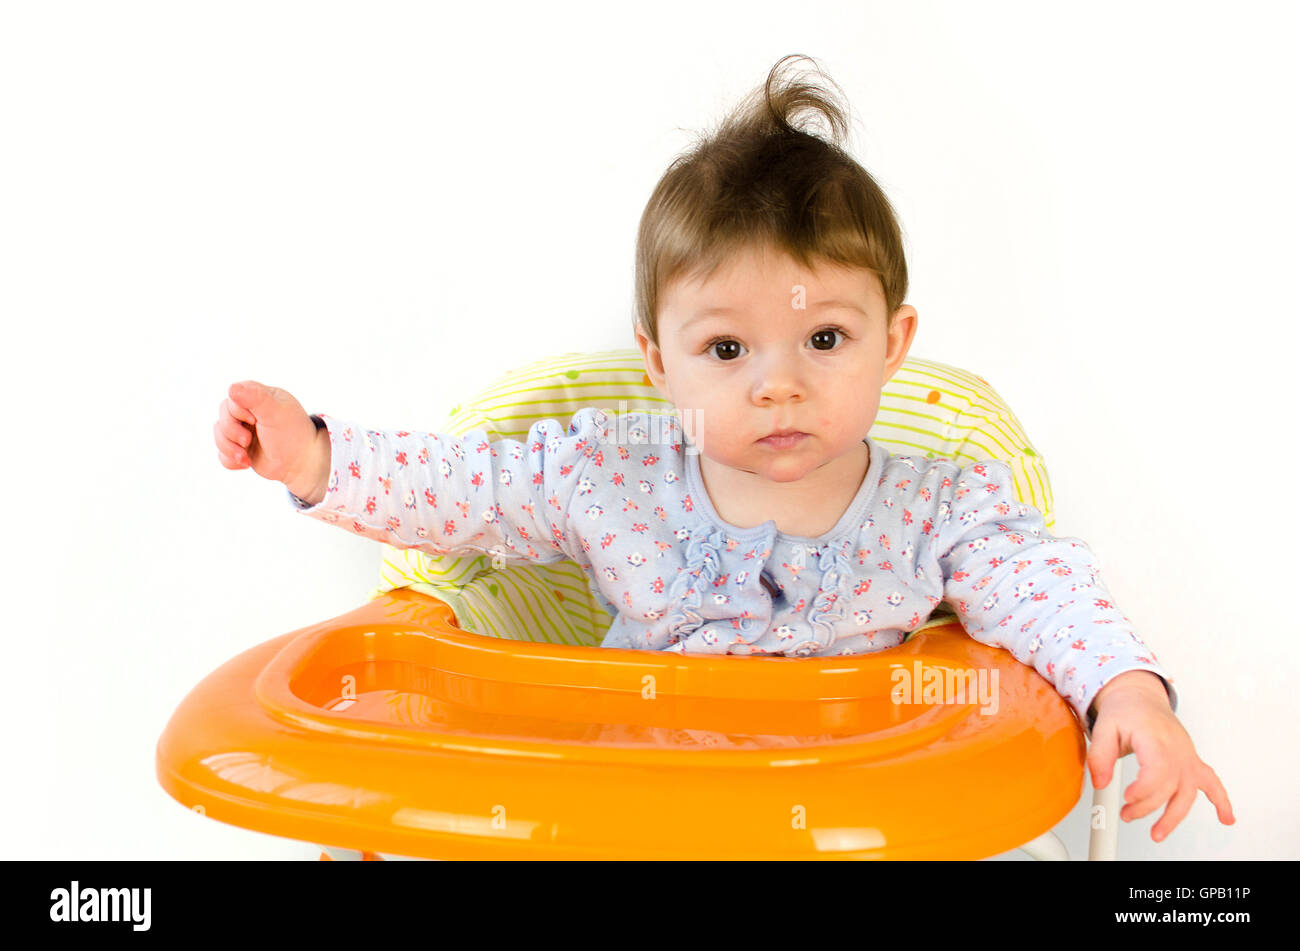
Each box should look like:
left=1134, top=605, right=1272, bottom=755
left=753, top=361, right=806, bottom=403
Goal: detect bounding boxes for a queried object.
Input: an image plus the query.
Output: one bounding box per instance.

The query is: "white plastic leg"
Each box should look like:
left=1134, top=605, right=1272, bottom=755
left=1088, top=753, right=1124, bottom=860
left=318, top=845, right=365, bottom=861
left=317, top=844, right=437, bottom=860
left=376, top=852, right=436, bottom=860
left=1018, top=830, right=1069, bottom=860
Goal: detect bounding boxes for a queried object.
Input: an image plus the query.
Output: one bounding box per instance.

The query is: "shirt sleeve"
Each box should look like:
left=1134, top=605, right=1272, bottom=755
left=930, top=459, right=1178, bottom=738
left=285, top=407, right=608, bottom=567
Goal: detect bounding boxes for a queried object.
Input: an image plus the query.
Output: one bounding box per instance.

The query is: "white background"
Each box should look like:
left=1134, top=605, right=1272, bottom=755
left=2, top=0, right=1295, bottom=860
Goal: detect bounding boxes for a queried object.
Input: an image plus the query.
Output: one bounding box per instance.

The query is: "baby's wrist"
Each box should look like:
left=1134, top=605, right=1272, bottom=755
left=1089, top=670, right=1170, bottom=720
left=285, top=416, right=330, bottom=505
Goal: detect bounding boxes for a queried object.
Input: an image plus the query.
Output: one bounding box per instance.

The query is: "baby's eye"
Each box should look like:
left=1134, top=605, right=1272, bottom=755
left=704, top=327, right=849, bottom=360
left=706, top=338, right=746, bottom=361
left=809, top=327, right=848, bottom=351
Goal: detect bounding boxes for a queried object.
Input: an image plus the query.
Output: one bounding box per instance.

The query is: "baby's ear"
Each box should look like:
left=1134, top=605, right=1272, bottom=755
left=884, top=306, right=919, bottom=378
left=635, top=326, right=671, bottom=396
left=634, top=322, right=655, bottom=359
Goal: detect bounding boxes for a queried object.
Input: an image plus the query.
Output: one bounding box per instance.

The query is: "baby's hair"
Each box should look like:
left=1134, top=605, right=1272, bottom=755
left=634, top=53, right=908, bottom=346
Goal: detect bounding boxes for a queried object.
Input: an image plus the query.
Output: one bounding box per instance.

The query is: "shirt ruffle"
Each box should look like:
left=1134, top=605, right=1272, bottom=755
left=803, top=537, right=855, bottom=654
left=664, top=523, right=768, bottom=652
left=663, top=523, right=857, bottom=656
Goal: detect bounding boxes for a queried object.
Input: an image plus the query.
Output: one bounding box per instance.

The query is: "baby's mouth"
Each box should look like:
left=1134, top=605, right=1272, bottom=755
left=758, top=431, right=808, bottom=449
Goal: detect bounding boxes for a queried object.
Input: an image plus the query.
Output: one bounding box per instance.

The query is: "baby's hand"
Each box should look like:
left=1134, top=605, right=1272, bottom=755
left=1087, top=670, right=1235, bottom=843
left=214, top=381, right=327, bottom=502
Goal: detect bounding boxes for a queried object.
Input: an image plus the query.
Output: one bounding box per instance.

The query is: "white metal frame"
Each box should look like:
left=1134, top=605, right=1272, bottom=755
left=1084, top=750, right=1125, bottom=860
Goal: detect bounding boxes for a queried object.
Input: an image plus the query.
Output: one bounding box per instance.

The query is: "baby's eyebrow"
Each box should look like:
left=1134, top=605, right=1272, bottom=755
left=809, top=299, right=869, bottom=316
left=683, top=299, right=868, bottom=327
left=679, top=309, right=730, bottom=330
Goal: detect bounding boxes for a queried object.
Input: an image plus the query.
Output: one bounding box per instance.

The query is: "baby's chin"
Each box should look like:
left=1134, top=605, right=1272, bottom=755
left=703, top=447, right=833, bottom=484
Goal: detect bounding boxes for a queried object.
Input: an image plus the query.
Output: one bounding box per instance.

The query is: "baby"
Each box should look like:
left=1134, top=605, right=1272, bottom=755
left=214, top=55, right=1232, bottom=845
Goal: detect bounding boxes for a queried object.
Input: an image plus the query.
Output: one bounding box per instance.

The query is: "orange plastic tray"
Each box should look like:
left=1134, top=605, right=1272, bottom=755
left=156, top=589, right=1085, bottom=859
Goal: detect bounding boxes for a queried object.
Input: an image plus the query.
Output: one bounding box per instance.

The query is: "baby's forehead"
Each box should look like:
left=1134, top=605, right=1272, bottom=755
left=665, top=251, right=884, bottom=309
left=682, top=245, right=875, bottom=285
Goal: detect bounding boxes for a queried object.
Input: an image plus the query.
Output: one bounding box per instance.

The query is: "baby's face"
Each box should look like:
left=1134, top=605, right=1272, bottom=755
left=637, top=243, right=917, bottom=485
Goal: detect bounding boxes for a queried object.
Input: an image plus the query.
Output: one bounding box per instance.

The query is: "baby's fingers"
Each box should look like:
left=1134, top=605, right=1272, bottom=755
left=216, top=447, right=245, bottom=469
left=213, top=420, right=250, bottom=469
left=1122, top=777, right=1178, bottom=823
left=225, top=395, right=257, bottom=426
left=1200, top=764, right=1236, bottom=825
left=217, top=404, right=253, bottom=447
left=1121, top=756, right=1178, bottom=823
left=1149, top=781, right=1198, bottom=842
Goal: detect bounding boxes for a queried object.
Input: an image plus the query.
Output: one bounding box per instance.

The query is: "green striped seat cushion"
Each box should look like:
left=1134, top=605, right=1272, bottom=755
left=369, top=349, right=1055, bottom=647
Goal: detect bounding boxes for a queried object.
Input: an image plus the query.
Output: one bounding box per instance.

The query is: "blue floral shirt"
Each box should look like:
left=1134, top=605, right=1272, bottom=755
left=288, top=407, right=1177, bottom=735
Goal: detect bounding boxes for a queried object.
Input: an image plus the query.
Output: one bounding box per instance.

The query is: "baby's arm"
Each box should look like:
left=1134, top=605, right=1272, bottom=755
left=217, top=378, right=607, bottom=567
left=286, top=408, right=607, bottom=566
left=932, top=459, right=1176, bottom=731
left=932, top=460, right=1233, bottom=840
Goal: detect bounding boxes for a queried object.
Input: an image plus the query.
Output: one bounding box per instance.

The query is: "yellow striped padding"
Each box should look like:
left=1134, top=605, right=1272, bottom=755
left=368, top=349, right=1054, bottom=646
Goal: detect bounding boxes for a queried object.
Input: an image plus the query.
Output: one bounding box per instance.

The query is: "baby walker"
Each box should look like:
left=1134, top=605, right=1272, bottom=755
left=157, top=349, right=1126, bottom=860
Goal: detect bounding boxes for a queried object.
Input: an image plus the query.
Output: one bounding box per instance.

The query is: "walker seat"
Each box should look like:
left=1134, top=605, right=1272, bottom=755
left=159, top=350, right=1091, bottom=859
left=157, top=589, right=1083, bottom=859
